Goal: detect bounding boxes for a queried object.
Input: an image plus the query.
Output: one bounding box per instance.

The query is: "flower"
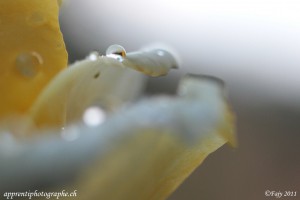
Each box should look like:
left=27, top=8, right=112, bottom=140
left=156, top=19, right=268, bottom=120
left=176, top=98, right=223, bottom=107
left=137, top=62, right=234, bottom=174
left=0, top=1, right=236, bottom=200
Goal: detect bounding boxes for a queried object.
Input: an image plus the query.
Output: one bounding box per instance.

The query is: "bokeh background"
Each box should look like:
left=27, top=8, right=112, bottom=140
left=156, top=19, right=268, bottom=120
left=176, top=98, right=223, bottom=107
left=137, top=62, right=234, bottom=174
left=59, top=0, right=300, bottom=199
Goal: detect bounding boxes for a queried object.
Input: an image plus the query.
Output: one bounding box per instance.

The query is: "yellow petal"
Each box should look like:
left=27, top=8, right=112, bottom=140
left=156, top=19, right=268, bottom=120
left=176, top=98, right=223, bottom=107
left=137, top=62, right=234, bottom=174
left=0, top=0, right=68, bottom=118
left=57, top=0, right=63, bottom=7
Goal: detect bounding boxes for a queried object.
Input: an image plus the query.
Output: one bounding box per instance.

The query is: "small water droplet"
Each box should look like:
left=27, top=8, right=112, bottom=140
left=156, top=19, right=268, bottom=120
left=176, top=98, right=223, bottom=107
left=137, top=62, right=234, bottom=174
left=106, top=44, right=127, bottom=57
left=27, top=12, right=46, bottom=26
left=106, top=45, right=126, bottom=62
left=157, top=50, right=165, bottom=56
left=83, top=106, right=106, bottom=127
left=87, top=51, right=100, bottom=61
left=15, top=52, right=43, bottom=78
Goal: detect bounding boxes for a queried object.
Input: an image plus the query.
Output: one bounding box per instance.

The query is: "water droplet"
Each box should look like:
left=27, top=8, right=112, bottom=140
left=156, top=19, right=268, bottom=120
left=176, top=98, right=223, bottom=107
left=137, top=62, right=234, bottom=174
left=106, top=44, right=127, bottom=57
left=27, top=12, right=46, bottom=26
left=106, top=44, right=127, bottom=62
left=83, top=106, right=106, bottom=127
left=87, top=51, right=100, bottom=61
left=157, top=50, right=165, bottom=56
left=15, top=52, right=43, bottom=78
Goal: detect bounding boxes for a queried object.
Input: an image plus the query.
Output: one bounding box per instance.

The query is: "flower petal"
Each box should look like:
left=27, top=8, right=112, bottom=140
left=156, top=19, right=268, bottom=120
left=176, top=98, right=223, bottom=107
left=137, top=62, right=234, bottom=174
left=29, top=47, right=177, bottom=130
left=0, top=75, right=235, bottom=200
left=0, top=0, right=68, bottom=118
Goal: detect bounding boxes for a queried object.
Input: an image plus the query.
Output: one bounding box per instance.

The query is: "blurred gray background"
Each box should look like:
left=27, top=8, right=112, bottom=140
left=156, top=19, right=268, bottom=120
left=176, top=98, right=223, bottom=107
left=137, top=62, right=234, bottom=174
left=59, top=0, right=300, bottom=199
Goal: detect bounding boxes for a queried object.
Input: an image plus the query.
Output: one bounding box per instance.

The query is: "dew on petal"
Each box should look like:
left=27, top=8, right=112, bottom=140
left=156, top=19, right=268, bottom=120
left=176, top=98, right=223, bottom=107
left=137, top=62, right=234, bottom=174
left=15, top=52, right=43, bottom=78
left=106, top=44, right=127, bottom=57
left=87, top=51, right=100, bottom=61
left=106, top=44, right=126, bottom=62
left=83, top=106, right=106, bottom=127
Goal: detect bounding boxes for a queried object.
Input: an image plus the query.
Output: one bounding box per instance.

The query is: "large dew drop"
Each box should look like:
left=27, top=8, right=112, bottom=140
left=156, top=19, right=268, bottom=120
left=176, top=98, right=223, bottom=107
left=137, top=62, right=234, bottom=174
left=15, top=52, right=43, bottom=78
left=106, top=44, right=126, bottom=57
left=106, top=44, right=126, bottom=62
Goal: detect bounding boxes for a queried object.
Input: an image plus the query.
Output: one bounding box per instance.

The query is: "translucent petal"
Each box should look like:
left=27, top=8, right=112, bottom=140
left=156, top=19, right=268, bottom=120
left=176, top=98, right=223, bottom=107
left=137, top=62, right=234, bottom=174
left=29, top=47, right=177, bottom=130
left=0, top=75, right=235, bottom=200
